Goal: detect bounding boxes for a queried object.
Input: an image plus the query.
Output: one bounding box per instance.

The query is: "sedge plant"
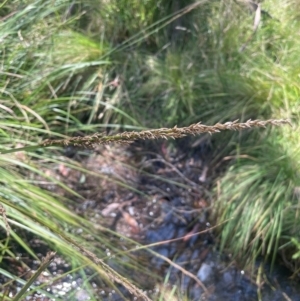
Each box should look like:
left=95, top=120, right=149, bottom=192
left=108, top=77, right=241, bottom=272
left=1, top=0, right=300, bottom=300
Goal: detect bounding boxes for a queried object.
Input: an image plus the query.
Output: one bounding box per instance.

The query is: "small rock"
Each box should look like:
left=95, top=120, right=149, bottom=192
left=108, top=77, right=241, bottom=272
left=76, top=289, right=90, bottom=301
left=197, top=262, right=213, bottom=283
left=222, top=270, right=234, bottom=285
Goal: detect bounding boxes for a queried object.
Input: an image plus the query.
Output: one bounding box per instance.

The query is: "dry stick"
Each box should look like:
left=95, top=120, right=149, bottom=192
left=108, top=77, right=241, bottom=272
left=127, top=220, right=229, bottom=252
left=239, top=2, right=261, bottom=52
left=282, top=292, right=293, bottom=301
left=142, top=157, right=199, bottom=187
left=41, top=119, right=291, bottom=149
left=12, top=252, right=56, bottom=301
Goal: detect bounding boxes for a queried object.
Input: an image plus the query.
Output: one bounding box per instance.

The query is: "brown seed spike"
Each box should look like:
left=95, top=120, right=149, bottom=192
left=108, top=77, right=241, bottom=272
left=37, top=119, right=290, bottom=149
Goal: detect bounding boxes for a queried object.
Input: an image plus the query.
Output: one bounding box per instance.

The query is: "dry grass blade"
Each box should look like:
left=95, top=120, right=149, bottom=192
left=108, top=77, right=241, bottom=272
left=0, top=204, right=10, bottom=237
left=12, top=252, right=56, bottom=301
left=60, top=234, right=152, bottom=301
left=150, top=250, right=208, bottom=295
left=41, top=119, right=291, bottom=148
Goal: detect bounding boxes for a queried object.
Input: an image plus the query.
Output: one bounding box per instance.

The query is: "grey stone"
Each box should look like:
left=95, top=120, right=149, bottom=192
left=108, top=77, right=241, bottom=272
left=197, top=262, right=213, bottom=283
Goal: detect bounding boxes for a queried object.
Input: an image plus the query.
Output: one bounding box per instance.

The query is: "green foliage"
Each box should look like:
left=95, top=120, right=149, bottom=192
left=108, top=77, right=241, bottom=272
left=292, top=238, right=300, bottom=260
left=214, top=127, right=300, bottom=269
left=208, top=0, right=300, bottom=268
left=0, top=0, right=162, bottom=299
left=1, top=0, right=300, bottom=299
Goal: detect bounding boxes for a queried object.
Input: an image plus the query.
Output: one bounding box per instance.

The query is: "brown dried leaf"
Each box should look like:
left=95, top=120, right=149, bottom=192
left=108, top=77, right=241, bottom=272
left=101, top=203, right=120, bottom=217
left=122, top=211, right=139, bottom=233
left=183, top=224, right=200, bottom=242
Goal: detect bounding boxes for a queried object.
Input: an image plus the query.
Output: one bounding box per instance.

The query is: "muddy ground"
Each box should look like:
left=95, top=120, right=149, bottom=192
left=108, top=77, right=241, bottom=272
left=2, top=137, right=300, bottom=300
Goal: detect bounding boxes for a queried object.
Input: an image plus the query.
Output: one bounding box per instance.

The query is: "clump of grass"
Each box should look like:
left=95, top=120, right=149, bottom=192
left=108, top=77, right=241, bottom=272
left=0, top=0, right=175, bottom=299
left=0, top=152, right=152, bottom=299
left=2, top=0, right=300, bottom=299
left=214, top=119, right=300, bottom=271
left=206, top=0, right=300, bottom=271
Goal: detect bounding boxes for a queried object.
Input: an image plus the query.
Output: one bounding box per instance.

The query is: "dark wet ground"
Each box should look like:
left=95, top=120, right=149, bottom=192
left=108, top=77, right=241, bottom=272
left=142, top=194, right=300, bottom=301
left=2, top=138, right=300, bottom=300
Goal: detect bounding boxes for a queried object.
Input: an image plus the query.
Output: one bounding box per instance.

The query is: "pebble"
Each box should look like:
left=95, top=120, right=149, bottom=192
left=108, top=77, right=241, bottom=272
left=197, top=262, right=213, bottom=283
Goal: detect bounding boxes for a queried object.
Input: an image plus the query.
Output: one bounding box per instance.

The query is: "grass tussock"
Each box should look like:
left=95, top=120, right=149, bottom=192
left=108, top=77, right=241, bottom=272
left=1, top=0, right=300, bottom=299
